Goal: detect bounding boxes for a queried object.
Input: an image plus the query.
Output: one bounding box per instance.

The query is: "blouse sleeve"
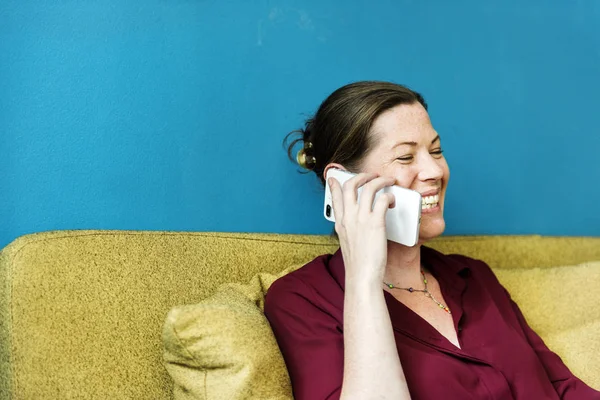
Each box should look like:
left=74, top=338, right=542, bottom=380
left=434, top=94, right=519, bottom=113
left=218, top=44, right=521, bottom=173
left=504, top=288, right=600, bottom=399
left=264, top=274, right=344, bottom=400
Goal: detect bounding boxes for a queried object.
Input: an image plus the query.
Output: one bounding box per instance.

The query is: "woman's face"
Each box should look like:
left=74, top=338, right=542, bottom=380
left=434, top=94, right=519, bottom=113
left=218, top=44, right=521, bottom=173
left=360, top=102, right=450, bottom=242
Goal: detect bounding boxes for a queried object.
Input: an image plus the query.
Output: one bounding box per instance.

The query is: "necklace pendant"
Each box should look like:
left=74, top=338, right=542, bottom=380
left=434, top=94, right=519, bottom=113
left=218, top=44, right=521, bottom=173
left=408, top=287, right=414, bottom=293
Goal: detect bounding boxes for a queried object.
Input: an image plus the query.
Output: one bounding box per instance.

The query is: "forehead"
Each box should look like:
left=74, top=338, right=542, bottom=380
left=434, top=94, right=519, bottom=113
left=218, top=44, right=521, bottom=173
left=370, top=102, right=436, bottom=147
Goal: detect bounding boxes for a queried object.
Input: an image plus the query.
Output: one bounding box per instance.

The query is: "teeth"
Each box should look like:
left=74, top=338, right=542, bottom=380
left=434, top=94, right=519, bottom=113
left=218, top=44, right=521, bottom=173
left=421, top=194, right=439, bottom=205
left=421, top=194, right=439, bottom=210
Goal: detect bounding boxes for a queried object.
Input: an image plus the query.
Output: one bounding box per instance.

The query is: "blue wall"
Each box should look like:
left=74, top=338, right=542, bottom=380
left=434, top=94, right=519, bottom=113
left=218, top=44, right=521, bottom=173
left=1, top=0, right=599, bottom=249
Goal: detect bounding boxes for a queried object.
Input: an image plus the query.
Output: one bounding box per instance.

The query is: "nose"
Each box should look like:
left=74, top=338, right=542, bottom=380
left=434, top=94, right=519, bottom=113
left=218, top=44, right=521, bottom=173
left=417, top=152, right=444, bottom=182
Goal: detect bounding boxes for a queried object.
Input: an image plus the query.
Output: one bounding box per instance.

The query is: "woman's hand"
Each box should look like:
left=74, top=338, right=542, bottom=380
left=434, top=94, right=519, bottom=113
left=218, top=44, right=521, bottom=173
left=328, top=172, right=396, bottom=286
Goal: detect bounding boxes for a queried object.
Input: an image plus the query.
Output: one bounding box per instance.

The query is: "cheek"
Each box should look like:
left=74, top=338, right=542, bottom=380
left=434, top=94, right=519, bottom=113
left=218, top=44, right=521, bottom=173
left=382, top=164, right=419, bottom=188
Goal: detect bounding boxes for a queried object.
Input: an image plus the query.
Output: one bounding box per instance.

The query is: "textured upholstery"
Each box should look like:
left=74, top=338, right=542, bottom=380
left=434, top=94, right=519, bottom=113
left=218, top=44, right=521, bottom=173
left=162, top=265, right=301, bottom=400
left=0, top=230, right=599, bottom=399
left=494, top=262, right=600, bottom=386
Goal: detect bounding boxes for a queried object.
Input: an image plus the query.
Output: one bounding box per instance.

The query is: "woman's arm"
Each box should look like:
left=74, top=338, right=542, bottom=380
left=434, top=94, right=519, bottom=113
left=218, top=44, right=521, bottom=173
left=470, top=255, right=600, bottom=399
left=330, top=173, right=411, bottom=400
left=341, top=280, right=411, bottom=400
left=265, top=275, right=345, bottom=400
left=505, top=289, right=600, bottom=399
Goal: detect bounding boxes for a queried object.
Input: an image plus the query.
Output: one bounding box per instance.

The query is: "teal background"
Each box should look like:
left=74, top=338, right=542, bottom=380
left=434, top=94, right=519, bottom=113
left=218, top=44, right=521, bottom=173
left=1, top=1, right=599, bottom=249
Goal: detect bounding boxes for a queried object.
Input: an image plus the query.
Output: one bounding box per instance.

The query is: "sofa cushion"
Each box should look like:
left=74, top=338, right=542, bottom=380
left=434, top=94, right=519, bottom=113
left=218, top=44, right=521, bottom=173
left=494, top=260, right=600, bottom=388
left=162, top=265, right=300, bottom=400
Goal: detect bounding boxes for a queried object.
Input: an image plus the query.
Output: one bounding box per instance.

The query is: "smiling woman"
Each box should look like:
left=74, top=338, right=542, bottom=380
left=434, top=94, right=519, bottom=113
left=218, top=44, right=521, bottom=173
left=356, top=102, right=449, bottom=243
left=266, top=81, right=600, bottom=400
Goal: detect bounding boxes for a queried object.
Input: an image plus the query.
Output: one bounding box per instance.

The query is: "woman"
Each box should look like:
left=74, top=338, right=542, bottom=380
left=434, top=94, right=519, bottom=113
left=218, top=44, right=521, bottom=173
left=264, top=81, right=599, bottom=400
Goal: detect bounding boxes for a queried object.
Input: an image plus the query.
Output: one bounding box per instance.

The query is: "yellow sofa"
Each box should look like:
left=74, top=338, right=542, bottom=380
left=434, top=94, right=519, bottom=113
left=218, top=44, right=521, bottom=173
left=0, top=230, right=598, bottom=399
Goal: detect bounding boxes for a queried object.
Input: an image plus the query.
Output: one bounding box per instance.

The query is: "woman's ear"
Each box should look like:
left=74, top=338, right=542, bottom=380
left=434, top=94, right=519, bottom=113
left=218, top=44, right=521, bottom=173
left=323, top=163, right=347, bottom=183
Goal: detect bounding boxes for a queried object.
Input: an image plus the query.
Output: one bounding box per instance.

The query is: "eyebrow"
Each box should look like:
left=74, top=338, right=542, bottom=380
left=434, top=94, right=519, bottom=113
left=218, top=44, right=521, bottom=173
left=392, top=135, right=440, bottom=149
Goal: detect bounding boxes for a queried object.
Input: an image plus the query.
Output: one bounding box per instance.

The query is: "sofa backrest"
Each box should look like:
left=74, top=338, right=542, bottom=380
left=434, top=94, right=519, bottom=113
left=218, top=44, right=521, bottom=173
left=1, top=230, right=598, bottom=399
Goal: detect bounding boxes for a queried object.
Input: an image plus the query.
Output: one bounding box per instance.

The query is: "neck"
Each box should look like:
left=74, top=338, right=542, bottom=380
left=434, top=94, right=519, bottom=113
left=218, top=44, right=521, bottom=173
left=383, top=241, right=423, bottom=288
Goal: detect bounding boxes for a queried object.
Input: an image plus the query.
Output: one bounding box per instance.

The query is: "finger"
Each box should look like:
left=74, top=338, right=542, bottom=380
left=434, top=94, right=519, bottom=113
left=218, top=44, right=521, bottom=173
left=342, top=172, right=378, bottom=208
left=372, top=192, right=396, bottom=222
left=357, top=176, right=396, bottom=215
left=328, top=177, right=345, bottom=222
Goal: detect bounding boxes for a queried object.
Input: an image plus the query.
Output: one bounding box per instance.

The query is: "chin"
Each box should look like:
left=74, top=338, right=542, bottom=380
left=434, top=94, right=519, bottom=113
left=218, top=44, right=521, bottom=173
left=417, top=218, right=446, bottom=243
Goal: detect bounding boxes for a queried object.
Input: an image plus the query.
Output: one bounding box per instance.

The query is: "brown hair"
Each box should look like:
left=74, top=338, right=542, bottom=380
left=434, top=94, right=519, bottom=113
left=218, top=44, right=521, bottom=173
left=285, top=81, right=427, bottom=186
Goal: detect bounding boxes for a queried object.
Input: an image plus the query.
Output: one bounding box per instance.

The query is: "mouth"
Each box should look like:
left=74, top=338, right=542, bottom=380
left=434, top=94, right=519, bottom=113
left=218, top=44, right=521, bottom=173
left=420, top=190, right=440, bottom=211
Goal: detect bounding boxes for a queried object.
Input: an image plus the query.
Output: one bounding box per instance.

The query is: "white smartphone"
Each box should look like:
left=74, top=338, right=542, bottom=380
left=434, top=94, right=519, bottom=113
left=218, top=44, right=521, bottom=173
left=324, top=168, right=422, bottom=247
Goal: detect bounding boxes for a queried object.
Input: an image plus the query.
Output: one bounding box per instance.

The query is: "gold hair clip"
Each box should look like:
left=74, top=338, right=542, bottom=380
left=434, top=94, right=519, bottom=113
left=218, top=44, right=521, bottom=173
left=296, top=148, right=316, bottom=170
left=296, top=149, right=307, bottom=167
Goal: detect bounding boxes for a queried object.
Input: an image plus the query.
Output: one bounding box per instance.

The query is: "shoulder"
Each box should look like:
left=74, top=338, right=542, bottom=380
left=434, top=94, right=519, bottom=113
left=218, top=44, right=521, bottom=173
left=265, top=251, right=344, bottom=319
left=267, top=253, right=334, bottom=297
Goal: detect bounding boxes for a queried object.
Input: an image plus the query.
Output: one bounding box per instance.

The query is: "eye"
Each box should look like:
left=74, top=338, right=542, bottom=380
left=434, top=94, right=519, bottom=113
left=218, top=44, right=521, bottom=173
left=430, top=148, right=444, bottom=158
left=396, top=156, right=414, bottom=163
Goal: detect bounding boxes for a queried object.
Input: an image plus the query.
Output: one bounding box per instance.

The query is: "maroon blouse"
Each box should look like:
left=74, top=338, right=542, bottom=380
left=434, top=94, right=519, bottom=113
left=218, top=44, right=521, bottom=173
left=264, top=246, right=600, bottom=400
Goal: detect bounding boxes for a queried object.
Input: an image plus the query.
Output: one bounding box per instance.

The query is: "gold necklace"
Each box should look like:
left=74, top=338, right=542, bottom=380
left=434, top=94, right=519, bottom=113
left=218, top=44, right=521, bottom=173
left=383, top=270, right=451, bottom=314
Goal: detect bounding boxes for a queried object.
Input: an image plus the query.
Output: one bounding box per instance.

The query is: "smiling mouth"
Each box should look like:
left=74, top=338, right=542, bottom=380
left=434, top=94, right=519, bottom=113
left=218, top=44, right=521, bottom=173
left=421, top=194, right=439, bottom=210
